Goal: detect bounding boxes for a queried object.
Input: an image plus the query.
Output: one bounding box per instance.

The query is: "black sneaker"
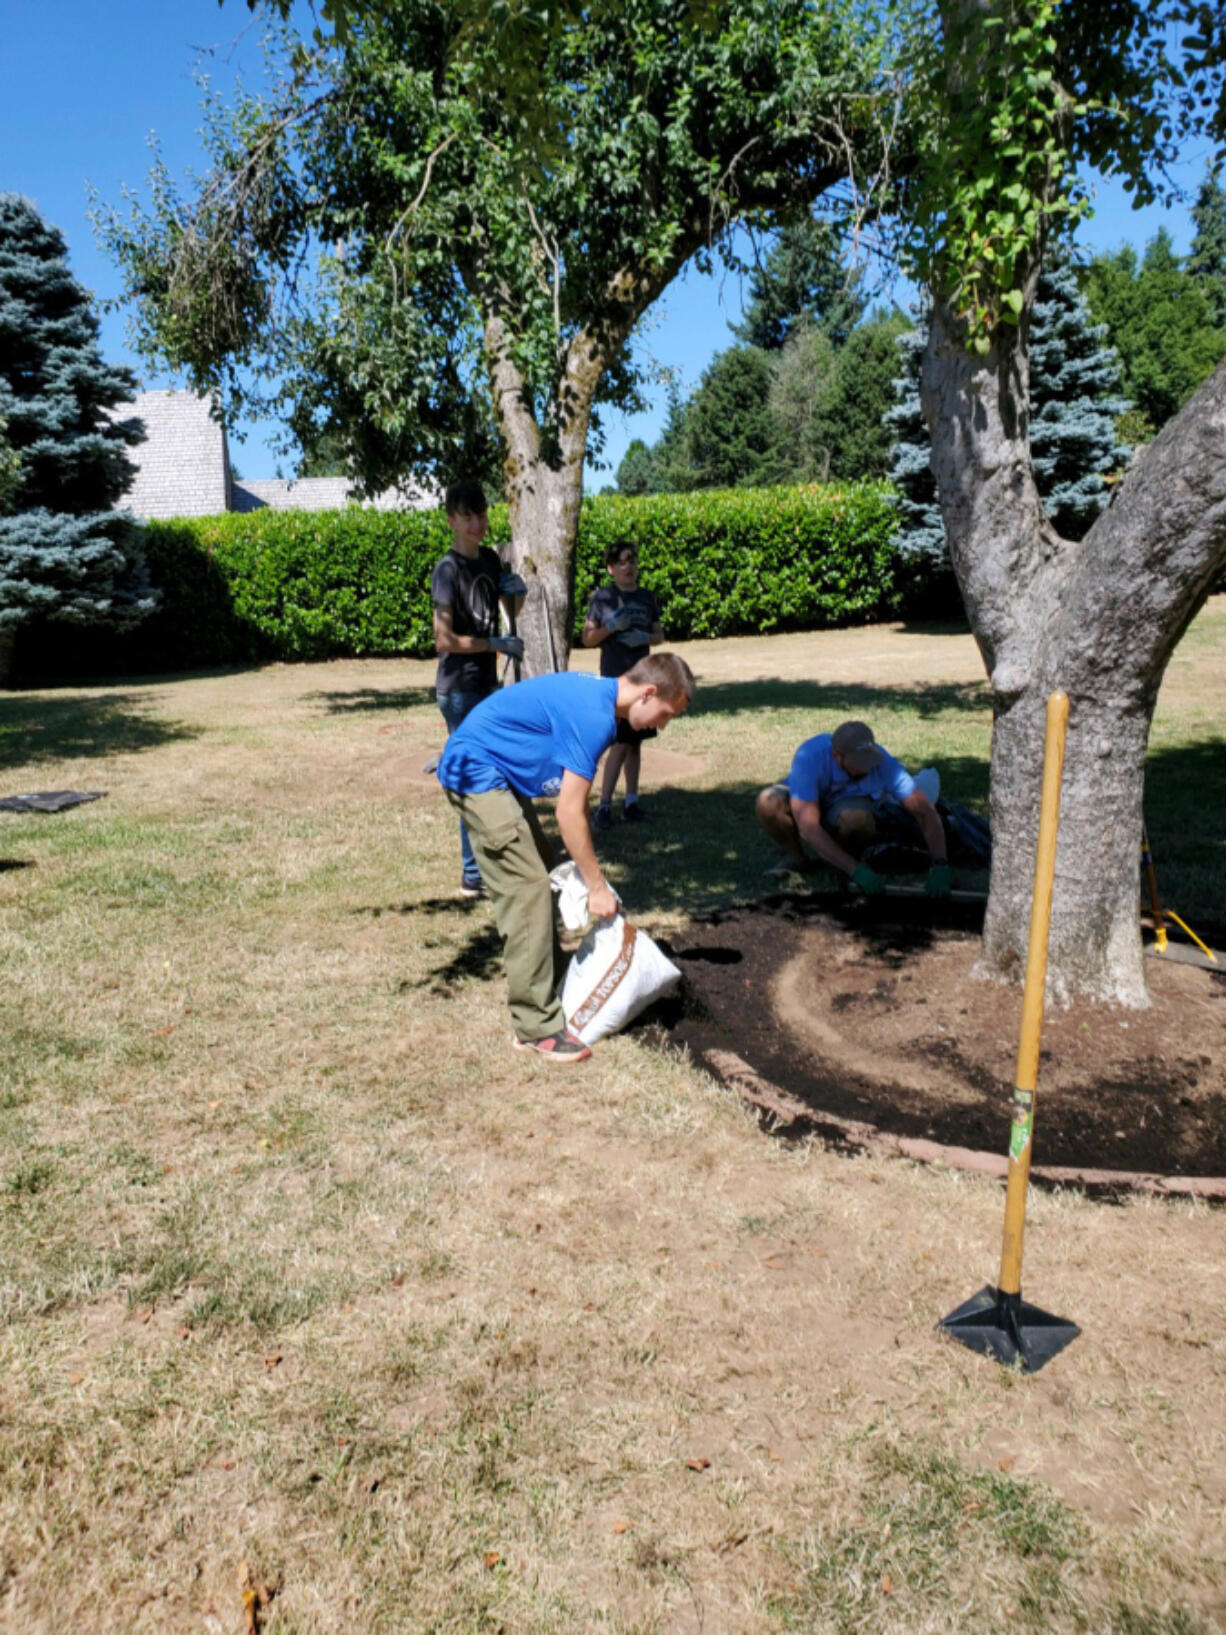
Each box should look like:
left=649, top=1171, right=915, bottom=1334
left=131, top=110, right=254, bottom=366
left=512, top=1028, right=593, bottom=1063
left=459, top=878, right=486, bottom=899
left=592, top=804, right=613, bottom=831
left=623, top=802, right=648, bottom=823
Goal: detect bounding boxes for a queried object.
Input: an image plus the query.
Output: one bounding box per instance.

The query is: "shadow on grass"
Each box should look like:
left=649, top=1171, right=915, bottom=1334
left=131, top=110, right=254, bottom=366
left=688, top=678, right=988, bottom=720
left=308, top=687, right=437, bottom=715
left=405, top=924, right=504, bottom=992
left=0, top=692, right=202, bottom=771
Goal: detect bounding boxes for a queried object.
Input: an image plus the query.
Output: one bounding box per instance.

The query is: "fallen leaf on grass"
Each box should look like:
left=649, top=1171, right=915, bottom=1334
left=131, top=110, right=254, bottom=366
left=881, top=1572, right=894, bottom=1595
left=263, top=1353, right=283, bottom=1370
left=483, top=1551, right=502, bottom=1570
left=685, top=1457, right=711, bottom=1472
left=998, top=1456, right=1016, bottom=1472
left=612, top=1520, right=630, bottom=1534
left=67, top=1371, right=85, bottom=1386
left=237, top=1559, right=277, bottom=1634
left=136, top=1306, right=154, bottom=1324
left=155, top=1025, right=175, bottom=1036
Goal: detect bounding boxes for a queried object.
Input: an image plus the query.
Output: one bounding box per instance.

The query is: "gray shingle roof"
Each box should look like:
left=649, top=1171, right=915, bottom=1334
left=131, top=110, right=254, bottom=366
left=115, top=390, right=231, bottom=520
left=113, top=391, right=436, bottom=518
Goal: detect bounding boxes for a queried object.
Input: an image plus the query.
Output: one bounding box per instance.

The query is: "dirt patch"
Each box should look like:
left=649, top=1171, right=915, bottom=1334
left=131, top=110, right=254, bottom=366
left=660, top=895, right=1226, bottom=1179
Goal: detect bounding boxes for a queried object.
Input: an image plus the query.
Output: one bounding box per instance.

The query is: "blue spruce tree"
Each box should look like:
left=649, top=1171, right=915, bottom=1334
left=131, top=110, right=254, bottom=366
left=888, top=256, right=1130, bottom=603
left=0, top=195, right=151, bottom=682
left=1027, top=256, right=1130, bottom=537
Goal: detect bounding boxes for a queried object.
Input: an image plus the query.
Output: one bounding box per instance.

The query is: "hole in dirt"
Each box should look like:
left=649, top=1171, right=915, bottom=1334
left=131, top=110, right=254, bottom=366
left=653, top=894, right=1226, bottom=1180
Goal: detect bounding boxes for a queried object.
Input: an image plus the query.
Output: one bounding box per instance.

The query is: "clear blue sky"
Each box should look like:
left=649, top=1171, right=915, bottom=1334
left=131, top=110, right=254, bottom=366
left=1, top=2, right=1209, bottom=486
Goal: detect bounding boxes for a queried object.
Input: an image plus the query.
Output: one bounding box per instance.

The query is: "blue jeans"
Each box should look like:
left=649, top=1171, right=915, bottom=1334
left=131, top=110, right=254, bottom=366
left=439, top=688, right=492, bottom=885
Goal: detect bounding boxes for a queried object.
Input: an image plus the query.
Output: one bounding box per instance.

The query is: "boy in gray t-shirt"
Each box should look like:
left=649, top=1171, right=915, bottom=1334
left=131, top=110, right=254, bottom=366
left=580, top=542, right=664, bottom=829
left=430, top=480, right=525, bottom=895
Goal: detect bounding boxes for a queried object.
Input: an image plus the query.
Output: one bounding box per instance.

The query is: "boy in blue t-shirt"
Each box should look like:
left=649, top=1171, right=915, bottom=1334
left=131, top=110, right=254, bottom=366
left=581, top=543, right=664, bottom=829
left=437, top=653, right=695, bottom=1063
left=754, top=719, right=951, bottom=897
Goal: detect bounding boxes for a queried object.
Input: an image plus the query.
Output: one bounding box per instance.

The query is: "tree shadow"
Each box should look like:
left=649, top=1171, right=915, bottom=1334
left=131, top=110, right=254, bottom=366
left=688, top=678, right=988, bottom=720
left=0, top=859, right=35, bottom=872
left=0, top=693, right=202, bottom=771
left=596, top=763, right=993, bottom=916
left=307, top=687, right=437, bottom=715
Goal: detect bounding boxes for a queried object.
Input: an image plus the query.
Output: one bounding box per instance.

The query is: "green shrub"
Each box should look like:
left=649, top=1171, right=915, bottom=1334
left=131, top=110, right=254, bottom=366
left=574, top=483, right=899, bottom=640
left=14, top=483, right=902, bottom=679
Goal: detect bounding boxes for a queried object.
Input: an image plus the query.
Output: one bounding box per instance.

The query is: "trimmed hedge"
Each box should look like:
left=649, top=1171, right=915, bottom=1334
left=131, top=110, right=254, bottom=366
left=574, top=483, right=899, bottom=640
left=17, top=481, right=902, bottom=678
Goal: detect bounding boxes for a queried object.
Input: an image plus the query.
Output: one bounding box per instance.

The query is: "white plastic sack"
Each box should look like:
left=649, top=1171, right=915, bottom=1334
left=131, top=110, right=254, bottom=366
left=561, top=913, right=681, bottom=1045
left=549, top=860, right=609, bottom=933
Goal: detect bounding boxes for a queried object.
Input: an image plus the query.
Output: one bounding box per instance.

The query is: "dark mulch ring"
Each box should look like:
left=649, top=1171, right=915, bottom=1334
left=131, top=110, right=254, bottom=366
left=650, top=893, right=1226, bottom=1181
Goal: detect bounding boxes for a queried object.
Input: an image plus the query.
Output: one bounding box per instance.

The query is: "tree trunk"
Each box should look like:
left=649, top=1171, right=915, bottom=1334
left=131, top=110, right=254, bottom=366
left=485, top=313, right=603, bottom=676
left=0, top=624, right=15, bottom=688
left=924, top=299, right=1226, bottom=1005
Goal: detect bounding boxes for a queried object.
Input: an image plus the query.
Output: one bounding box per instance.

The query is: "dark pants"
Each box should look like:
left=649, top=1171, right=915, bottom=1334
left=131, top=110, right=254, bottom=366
left=438, top=689, right=492, bottom=885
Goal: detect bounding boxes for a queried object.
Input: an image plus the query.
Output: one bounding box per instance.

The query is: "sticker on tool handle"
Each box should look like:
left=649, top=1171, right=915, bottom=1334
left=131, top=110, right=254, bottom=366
left=1009, top=1089, right=1034, bottom=1163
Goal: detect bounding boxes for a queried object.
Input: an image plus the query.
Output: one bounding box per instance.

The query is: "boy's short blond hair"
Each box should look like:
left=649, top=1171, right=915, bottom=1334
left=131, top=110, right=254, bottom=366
left=624, top=652, right=695, bottom=705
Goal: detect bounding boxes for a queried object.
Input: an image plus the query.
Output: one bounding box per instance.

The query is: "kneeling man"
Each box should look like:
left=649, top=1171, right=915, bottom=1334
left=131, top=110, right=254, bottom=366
left=437, top=653, right=696, bottom=1063
left=756, top=719, right=951, bottom=898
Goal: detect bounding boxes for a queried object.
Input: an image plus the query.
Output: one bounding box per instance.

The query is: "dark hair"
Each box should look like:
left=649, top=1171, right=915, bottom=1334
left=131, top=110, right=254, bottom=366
left=624, top=651, right=696, bottom=705
left=445, top=480, right=488, bottom=516
left=605, top=542, right=638, bottom=566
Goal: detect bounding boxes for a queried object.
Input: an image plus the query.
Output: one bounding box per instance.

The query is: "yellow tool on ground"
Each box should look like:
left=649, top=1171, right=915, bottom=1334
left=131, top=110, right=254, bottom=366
left=1141, top=824, right=1219, bottom=969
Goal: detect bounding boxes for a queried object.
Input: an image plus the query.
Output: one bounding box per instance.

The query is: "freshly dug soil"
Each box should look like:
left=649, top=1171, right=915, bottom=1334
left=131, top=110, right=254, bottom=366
left=659, top=894, right=1226, bottom=1178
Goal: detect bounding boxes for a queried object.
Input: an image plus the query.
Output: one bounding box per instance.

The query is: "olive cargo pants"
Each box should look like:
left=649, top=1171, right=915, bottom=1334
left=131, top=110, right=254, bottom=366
left=442, top=784, right=565, bottom=1041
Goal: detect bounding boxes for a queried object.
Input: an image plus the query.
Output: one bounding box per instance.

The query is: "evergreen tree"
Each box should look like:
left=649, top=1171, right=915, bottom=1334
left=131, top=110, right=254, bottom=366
left=809, top=310, right=910, bottom=482
left=645, top=385, right=694, bottom=494
left=886, top=312, right=948, bottom=571
left=1189, top=165, right=1226, bottom=329
left=1081, top=229, right=1226, bottom=430
left=615, top=438, right=656, bottom=495
left=1026, top=256, right=1131, bottom=537
left=766, top=320, right=837, bottom=480
left=0, top=195, right=151, bottom=680
left=733, top=219, right=865, bottom=350
left=0, top=417, right=18, bottom=514
left=684, top=346, right=781, bottom=489
left=890, top=259, right=1131, bottom=586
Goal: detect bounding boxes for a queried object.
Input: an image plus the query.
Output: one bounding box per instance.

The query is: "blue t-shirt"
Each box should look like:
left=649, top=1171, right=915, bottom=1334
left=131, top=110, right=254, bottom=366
left=787, top=734, right=916, bottom=809
left=437, top=672, right=619, bottom=797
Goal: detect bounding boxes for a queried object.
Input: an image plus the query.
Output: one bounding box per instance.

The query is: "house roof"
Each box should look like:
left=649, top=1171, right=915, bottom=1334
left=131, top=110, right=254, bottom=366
left=117, top=390, right=231, bottom=521
left=114, top=390, right=437, bottom=519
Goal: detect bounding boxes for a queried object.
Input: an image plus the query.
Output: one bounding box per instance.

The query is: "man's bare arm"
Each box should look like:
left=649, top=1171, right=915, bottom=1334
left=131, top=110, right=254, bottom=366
left=433, top=605, right=494, bottom=655
left=902, top=790, right=947, bottom=862
left=557, top=770, right=618, bottom=918
left=790, top=796, right=857, bottom=875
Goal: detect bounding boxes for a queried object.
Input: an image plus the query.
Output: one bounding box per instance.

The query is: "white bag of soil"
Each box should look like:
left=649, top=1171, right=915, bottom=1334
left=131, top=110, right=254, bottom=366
left=561, top=914, right=681, bottom=1045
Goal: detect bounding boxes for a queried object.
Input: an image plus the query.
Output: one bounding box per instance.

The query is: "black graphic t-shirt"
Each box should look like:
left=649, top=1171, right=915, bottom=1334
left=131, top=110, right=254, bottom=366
left=431, top=546, right=502, bottom=696
left=585, top=583, right=660, bottom=678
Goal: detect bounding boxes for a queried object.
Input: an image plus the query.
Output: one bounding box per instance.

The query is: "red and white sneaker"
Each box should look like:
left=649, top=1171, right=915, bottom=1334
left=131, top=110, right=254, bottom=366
left=512, top=1028, right=593, bottom=1063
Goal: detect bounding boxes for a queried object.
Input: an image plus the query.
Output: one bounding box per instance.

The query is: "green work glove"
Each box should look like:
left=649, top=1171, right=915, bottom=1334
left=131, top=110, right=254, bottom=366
left=926, top=861, right=952, bottom=898
left=850, top=861, right=884, bottom=896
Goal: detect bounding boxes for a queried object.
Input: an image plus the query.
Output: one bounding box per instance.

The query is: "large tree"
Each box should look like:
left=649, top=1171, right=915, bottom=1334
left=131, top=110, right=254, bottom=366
left=99, top=0, right=884, bottom=672
left=907, top=0, right=1226, bottom=1004
left=0, top=196, right=151, bottom=684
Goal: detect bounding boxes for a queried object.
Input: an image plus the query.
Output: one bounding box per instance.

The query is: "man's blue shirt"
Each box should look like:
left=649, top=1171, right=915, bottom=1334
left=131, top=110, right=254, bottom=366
left=437, top=672, right=618, bottom=798
left=787, top=733, right=915, bottom=809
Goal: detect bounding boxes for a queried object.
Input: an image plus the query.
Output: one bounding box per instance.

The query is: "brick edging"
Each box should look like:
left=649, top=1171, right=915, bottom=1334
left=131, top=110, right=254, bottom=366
left=703, top=1047, right=1226, bottom=1202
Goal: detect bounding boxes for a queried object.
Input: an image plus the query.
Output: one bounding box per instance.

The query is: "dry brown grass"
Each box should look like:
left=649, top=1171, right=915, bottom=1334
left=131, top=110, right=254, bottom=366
left=0, top=613, right=1223, bottom=1632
